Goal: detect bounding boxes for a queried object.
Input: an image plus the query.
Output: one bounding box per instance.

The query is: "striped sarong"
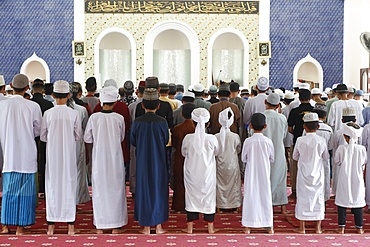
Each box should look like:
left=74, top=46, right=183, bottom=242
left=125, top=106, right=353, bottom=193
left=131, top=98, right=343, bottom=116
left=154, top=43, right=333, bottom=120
left=1, top=172, right=36, bottom=226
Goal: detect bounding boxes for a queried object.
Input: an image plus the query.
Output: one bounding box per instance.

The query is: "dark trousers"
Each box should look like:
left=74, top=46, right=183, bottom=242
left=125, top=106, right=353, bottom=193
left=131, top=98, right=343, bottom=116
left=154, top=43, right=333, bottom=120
left=187, top=211, right=215, bottom=222
left=337, top=206, right=363, bottom=228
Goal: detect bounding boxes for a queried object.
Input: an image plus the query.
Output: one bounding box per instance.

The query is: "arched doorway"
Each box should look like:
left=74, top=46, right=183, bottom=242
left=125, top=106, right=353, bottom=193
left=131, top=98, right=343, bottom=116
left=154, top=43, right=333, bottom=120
left=208, top=28, right=249, bottom=88
left=94, top=28, right=136, bottom=88
left=20, top=53, right=50, bottom=83
left=144, top=20, right=200, bottom=90
left=293, top=53, right=323, bottom=90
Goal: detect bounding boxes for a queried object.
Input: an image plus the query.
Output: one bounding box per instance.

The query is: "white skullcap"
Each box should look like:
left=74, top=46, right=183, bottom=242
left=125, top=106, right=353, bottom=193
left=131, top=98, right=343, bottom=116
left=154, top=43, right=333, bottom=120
left=191, top=108, right=210, bottom=155
left=0, top=75, right=4, bottom=87
left=321, top=92, right=328, bottom=98
left=218, top=107, right=234, bottom=152
left=25, top=89, right=32, bottom=97
left=100, top=86, right=119, bottom=105
left=343, top=122, right=362, bottom=144
left=332, top=83, right=338, bottom=90
left=54, top=80, right=70, bottom=93
left=104, top=79, right=118, bottom=89
left=311, top=88, right=321, bottom=95
left=293, top=83, right=301, bottom=88
left=274, top=88, right=285, bottom=99
left=193, top=83, right=205, bottom=92
left=183, top=91, right=195, bottom=99
left=188, top=84, right=194, bottom=92
left=303, top=112, right=319, bottom=122
left=324, top=87, right=332, bottom=94
left=299, top=83, right=310, bottom=90
left=266, top=93, right=281, bottom=105
left=284, top=90, right=295, bottom=100
left=257, top=77, right=269, bottom=91
left=5, top=85, right=12, bottom=91
left=342, top=107, right=356, bottom=117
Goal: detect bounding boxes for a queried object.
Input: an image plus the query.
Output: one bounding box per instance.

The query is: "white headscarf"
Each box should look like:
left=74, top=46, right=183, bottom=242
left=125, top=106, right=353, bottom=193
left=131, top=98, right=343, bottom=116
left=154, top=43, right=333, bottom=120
left=343, top=122, right=362, bottom=144
left=218, top=107, right=234, bottom=152
left=191, top=108, right=210, bottom=155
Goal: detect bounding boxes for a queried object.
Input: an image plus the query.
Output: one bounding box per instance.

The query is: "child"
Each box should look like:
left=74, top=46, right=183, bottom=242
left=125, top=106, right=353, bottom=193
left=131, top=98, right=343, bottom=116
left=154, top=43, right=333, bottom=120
left=84, top=86, right=128, bottom=234
left=215, top=107, right=242, bottom=212
left=335, top=122, right=366, bottom=234
left=293, top=112, right=329, bottom=234
left=181, top=108, right=219, bottom=233
left=241, top=113, right=274, bottom=234
left=131, top=88, right=169, bottom=235
left=40, top=80, right=82, bottom=235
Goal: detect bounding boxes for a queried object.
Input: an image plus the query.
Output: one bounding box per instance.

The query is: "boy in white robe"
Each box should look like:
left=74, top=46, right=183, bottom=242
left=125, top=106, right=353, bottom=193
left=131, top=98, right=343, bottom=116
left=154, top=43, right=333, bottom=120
left=335, top=122, right=366, bottom=234
left=215, top=107, right=242, bottom=211
left=84, top=86, right=128, bottom=234
left=241, top=113, right=274, bottom=234
left=40, top=80, right=82, bottom=235
left=182, top=108, right=219, bottom=234
left=293, top=112, right=329, bottom=234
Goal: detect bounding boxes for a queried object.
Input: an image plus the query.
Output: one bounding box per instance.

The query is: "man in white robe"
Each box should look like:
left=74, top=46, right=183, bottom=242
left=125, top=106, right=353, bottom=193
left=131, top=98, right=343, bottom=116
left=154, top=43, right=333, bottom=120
left=293, top=112, right=328, bottom=234
left=241, top=113, right=274, bottom=234
left=362, top=123, right=370, bottom=213
left=40, top=80, right=82, bottom=235
left=84, top=86, right=128, bottom=233
left=215, top=107, right=242, bottom=211
left=182, top=108, right=219, bottom=234
left=335, top=122, right=366, bottom=234
left=263, top=93, right=288, bottom=214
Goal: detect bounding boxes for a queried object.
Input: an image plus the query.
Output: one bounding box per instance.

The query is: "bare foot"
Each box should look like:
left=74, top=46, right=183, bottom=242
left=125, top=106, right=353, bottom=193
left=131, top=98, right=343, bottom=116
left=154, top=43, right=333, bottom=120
left=96, top=229, right=103, bottom=234
left=155, top=224, right=167, bottom=234
left=16, top=227, right=25, bottom=236
left=357, top=228, right=364, bottom=234
left=1, top=225, right=9, bottom=234
left=181, top=222, right=193, bottom=234
left=112, top=228, right=125, bottom=234
left=68, top=225, right=76, bottom=235
left=316, top=229, right=322, bottom=234
left=47, top=225, right=55, bottom=236
left=267, top=227, right=274, bottom=234
left=281, top=205, right=287, bottom=215
left=364, top=209, right=370, bottom=214
left=244, top=227, right=250, bottom=234
left=140, top=226, right=151, bottom=235
left=293, top=228, right=305, bottom=234
left=207, top=223, right=218, bottom=234
left=336, top=227, right=345, bottom=234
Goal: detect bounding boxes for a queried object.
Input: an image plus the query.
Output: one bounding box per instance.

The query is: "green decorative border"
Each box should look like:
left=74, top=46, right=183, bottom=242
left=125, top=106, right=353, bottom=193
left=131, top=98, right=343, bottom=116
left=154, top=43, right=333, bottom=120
left=85, top=1, right=259, bottom=14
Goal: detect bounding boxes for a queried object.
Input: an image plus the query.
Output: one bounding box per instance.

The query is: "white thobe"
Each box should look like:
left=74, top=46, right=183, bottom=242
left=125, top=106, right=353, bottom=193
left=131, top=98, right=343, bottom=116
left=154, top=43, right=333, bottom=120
left=182, top=134, right=219, bottom=214
left=214, top=131, right=242, bottom=209
left=0, top=95, right=42, bottom=173
left=334, top=144, right=366, bottom=208
left=361, top=124, right=370, bottom=206
left=41, top=105, right=82, bottom=222
left=282, top=105, right=293, bottom=148
left=263, top=110, right=288, bottom=206
left=293, top=133, right=328, bottom=221
left=84, top=112, right=128, bottom=229
left=327, top=100, right=364, bottom=132
left=73, top=103, right=90, bottom=204
left=241, top=133, right=274, bottom=227
left=243, top=93, right=267, bottom=125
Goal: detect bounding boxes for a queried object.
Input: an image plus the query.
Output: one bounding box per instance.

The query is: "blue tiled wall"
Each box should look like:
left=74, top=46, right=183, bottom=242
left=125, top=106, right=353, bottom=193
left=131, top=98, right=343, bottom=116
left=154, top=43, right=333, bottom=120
left=270, top=0, right=344, bottom=90
left=0, top=1, right=74, bottom=84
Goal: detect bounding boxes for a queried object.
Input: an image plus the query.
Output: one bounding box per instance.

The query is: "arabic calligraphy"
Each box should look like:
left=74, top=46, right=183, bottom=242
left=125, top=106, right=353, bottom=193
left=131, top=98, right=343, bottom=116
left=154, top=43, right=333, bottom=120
left=85, top=1, right=259, bottom=14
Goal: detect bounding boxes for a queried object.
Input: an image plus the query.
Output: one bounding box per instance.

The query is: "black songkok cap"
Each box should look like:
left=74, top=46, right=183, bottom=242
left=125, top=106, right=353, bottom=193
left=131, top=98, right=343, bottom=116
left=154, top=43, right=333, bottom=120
left=251, top=113, right=266, bottom=127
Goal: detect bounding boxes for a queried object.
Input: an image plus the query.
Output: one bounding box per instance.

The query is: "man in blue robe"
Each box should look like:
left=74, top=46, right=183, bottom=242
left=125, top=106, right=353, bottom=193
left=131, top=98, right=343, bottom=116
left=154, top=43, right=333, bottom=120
left=131, top=88, right=169, bottom=235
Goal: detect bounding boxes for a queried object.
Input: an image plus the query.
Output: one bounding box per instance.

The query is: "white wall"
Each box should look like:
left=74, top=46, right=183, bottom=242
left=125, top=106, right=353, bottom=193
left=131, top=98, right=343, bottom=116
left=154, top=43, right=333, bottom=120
left=100, top=33, right=131, bottom=49
left=153, top=30, right=190, bottom=49
left=258, top=0, right=270, bottom=79
left=213, top=33, right=243, bottom=49
left=74, top=0, right=85, bottom=86
left=344, top=0, right=370, bottom=89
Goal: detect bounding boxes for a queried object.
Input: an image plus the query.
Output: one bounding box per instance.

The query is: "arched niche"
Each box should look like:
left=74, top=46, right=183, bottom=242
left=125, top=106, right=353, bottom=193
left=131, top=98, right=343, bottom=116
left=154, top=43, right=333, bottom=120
left=293, top=53, right=323, bottom=90
left=20, top=53, right=50, bottom=83
left=208, top=28, right=249, bottom=88
left=144, top=20, right=200, bottom=90
left=94, top=28, right=136, bottom=88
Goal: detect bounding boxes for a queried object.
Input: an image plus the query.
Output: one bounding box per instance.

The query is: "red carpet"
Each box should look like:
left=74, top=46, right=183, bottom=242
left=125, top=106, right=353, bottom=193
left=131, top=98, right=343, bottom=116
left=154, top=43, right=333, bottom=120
left=1, top=187, right=370, bottom=246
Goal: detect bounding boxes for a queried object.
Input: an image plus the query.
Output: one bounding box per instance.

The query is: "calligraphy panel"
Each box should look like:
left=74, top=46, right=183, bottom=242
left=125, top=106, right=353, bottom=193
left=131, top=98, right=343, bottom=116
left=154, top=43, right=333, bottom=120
left=85, top=1, right=259, bottom=14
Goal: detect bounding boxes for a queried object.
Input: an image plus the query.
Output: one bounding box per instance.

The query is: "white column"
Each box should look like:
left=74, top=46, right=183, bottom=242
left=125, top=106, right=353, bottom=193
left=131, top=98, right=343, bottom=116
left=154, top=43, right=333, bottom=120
left=74, top=0, right=86, bottom=87
left=343, top=0, right=370, bottom=89
left=258, top=0, right=270, bottom=79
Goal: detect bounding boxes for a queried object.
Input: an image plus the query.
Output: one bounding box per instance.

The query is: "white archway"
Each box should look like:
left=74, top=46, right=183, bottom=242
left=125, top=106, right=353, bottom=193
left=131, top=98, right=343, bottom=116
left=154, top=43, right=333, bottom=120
left=208, top=28, right=249, bottom=88
left=94, top=27, right=136, bottom=88
left=293, top=53, right=324, bottom=90
left=20, top=53, right=50, bottom=84
left=144, top=20, right=200, bottom=86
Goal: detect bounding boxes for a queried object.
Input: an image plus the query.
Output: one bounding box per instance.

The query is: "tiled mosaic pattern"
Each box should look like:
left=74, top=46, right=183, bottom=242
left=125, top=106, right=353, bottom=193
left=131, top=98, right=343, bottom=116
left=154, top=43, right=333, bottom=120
left=270, top=1, right=344, bottom=90
left=84, top=14, right=259, bottom=85
left=0, top=1, right=74, bottom=84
